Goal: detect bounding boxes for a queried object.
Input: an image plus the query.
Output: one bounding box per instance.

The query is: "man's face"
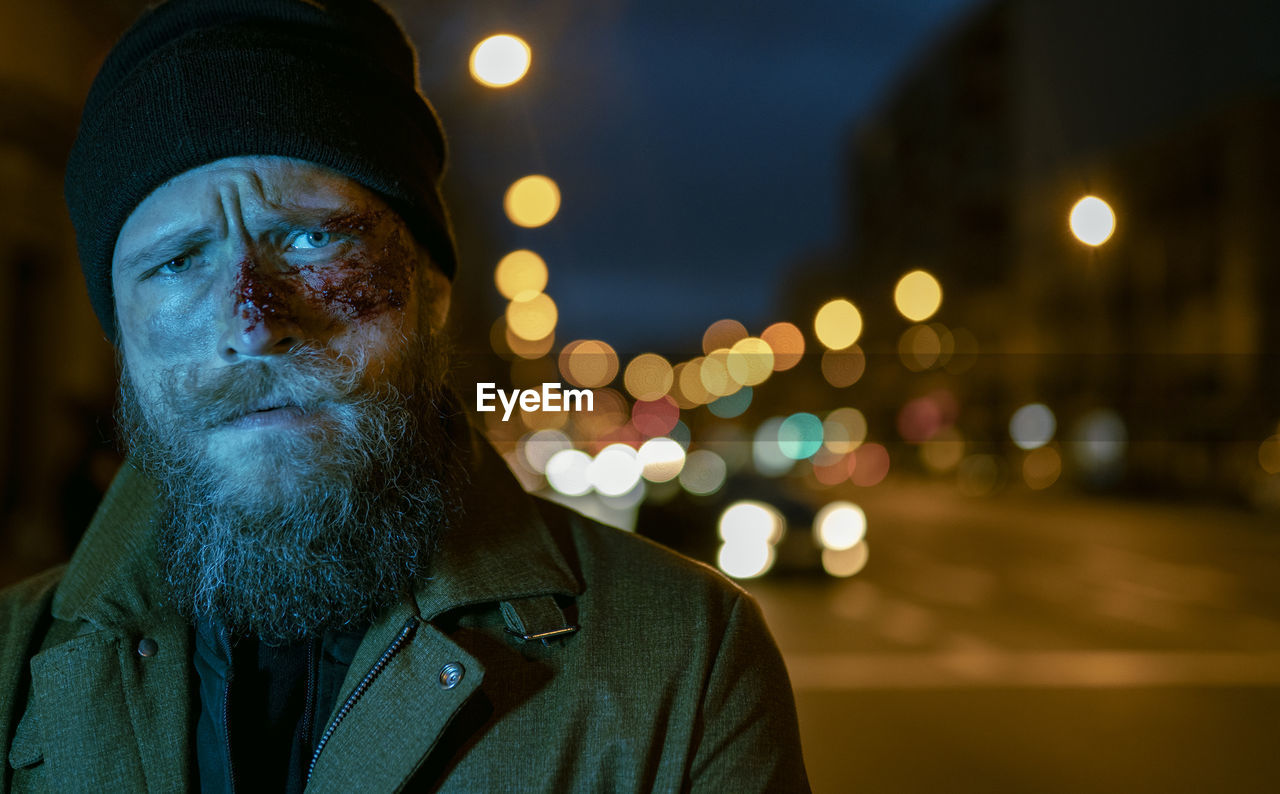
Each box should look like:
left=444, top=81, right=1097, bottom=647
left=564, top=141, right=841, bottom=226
left=111, top=156, right=455, bottom=641
left=113, top=155, right=450, bottom=482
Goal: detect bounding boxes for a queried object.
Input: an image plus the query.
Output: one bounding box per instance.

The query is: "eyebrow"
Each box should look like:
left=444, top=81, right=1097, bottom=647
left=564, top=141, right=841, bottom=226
left=115, top=205, right=379, bottom=275
left=116, top=228, right=216, bottom=275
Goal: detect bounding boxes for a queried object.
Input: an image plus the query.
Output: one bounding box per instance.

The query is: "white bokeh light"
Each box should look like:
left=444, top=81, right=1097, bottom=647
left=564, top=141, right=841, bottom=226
left=588, top=444, right=643, bottom=497
left=813, top=501, right=867, bottom=551
left=544, top=449, right=592, bottom=496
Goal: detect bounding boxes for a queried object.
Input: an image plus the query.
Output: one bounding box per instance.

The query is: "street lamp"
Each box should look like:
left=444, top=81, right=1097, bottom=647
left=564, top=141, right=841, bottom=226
left=1069, top=195, right=1116, bottom=246
left=470, top=34, right=532, bottom=88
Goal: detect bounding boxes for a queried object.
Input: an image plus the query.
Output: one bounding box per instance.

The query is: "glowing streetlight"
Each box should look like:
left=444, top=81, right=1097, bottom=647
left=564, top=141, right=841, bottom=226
left=813, top=299, right=863, bottom=350
left=893, top=270, right=942, bottom=322
left=504, top=175, right=561, bottom=228
left=470, top=34, right=531, bottom=88
left=1069, top=195, right=1116, bottom=246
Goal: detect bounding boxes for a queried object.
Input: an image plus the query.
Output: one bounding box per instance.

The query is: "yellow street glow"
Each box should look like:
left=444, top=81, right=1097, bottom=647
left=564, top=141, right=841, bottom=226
left=814, top=299, right=863, bottom=350
left=560, top=339, right=618, bottom=389
left=726, top=337, right=774, bottom=386
left=469, top=34, right=532, bottom=88
left=505, top=292, right=557, bottom=340
left=624, top=353, right=674, bottom=401
left=494, top=249, right=548, bottom=299
left=1069, top=195, right=1116, bottom=246
left=894, top=270, right=942, bottom=322
left=504, top=175, right=561, bottom=228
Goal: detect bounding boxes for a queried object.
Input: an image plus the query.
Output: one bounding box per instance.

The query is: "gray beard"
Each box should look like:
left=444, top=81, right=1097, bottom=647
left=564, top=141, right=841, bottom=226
left=117, top=336, right=458, bottom=644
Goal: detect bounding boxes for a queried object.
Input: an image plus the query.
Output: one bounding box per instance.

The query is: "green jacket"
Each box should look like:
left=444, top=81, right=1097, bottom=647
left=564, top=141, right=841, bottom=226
left=0, top=434, right=809, bottom=792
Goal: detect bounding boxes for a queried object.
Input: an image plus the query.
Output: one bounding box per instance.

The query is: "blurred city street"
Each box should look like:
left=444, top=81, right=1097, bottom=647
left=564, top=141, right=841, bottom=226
left=748, top=481, right=1280, bottom=793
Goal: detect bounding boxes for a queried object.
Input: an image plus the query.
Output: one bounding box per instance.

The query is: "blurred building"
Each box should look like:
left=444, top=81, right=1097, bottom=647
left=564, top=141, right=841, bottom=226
left=843, top=0, right=1280, bottom=497
left=0, top=2, right=146, bottom=582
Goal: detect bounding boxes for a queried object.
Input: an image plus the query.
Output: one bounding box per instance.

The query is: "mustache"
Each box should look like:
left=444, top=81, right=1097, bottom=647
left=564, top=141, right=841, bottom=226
left=155, top=346, right=369, bottom=430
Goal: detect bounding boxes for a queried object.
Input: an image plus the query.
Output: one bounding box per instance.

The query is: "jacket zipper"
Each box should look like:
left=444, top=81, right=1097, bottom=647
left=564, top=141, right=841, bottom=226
left=306, top=617, right=419, bottom=784
left=219, top=629, right=238, bottom=794
left=301, top=636, right=319, bottom=751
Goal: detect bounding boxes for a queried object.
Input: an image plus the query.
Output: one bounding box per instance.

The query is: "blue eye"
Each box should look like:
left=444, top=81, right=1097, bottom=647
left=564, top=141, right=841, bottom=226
left=159, top=256, right=191, bottom=274
left=290, top=230, right=334, bottom=250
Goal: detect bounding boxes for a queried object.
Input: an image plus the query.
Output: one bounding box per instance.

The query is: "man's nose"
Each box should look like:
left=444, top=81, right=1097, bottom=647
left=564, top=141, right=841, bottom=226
left=217, top=255, right=303, bottom=361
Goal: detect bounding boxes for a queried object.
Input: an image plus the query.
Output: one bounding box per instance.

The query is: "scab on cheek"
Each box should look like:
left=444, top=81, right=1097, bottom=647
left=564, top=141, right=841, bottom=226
left=297, top=225, right=414, bottom=322
left=229, top=215, right=416, bottom=330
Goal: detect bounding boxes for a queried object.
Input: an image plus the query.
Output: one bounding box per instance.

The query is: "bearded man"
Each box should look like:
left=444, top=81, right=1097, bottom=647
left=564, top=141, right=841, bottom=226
left=0, top=0, right=809, bottom=792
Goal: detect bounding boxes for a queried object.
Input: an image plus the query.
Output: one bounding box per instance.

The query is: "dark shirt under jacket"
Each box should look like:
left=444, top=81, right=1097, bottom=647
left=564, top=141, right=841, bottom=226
left=194, top=618, right=367, bottom=793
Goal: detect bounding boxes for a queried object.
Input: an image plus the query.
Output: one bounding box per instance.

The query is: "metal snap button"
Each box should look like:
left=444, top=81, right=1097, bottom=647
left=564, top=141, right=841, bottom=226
left=137, top=638, right=159, bottom=658
left=438, top=662, right=464, bottom=689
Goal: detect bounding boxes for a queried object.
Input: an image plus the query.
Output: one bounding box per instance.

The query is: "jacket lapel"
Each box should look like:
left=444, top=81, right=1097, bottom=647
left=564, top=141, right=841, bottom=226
left=34, top=463, right=192, bottom=790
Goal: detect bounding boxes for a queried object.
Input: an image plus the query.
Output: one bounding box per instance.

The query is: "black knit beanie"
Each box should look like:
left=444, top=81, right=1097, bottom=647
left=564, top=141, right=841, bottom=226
left=65, top=0, right=457, bottom=341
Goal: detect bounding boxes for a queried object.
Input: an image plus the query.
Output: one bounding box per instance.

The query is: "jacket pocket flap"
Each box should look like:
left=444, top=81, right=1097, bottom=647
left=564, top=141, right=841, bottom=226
left=8, top=709, right=43, bottom=768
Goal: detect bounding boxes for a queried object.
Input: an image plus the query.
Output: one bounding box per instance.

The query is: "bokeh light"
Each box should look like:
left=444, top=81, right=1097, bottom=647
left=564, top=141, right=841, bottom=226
left=850, top=443, right=890, bottom=487
left=623, top=353, right=674, bottom=401
left=726, top=337, right=775, bottom=386
left=753, top=418, right=795, bottom=476
left=494, top=249, right=548, bottom=300
left=506, top=292, right=557, bottom=340
left=1071, top=409, right=1128, bottom=473
left=676, top=359, right=713, bottom=406
left=505, top=325, right=554, bottom=360
left=702, top=319, right=748, bottom=356
left=814, top=299, right=863, bottom=350
left=899, top=324, right=942, bottom=371
left=545, top=448, right=592, bottom=496
left=822, top=542, right=870, bottom=578
left=469, top=34, right=532, bottom=88
left=504, top=175, right=561, bottom=228
left=813, top=501, right=867, bottom=550
left=778, top=413, right=824, bottom=460
left=708, top=386, right=752, bottom=419
left=897, top=396, right=945, bottom=443
left=572, top=388, right=628, bottom=441
left=588, top=443, right=643, bottom=497
left=761, top=322, right=805, bottom=371
left=560, top=340, right=619, bottom=389
left=894, top=270, right=943, bottom=322
left=920, top=427, right=965, bottom=472
left=1010, top=403, right=1057, bottom=450
left=518, top=429, right=572, bottom=474
left=823, top=408, right=868, bottom=454
left=717, top=541, right=775, bottom=580
left=679, top=449, right=727, bottom=495
left=638, top=437, right=686, bottom=482
left=719, top=501, right=786, bottom=545
left=821, top=347, right=866, bottom=388
left=1069, top=195, right=1116, bottom=246
left=699, top=349, right=739, bottom=398
left=631, top=396, right=679, bottom=438
left=1023, top=446, right=1062, bottom=490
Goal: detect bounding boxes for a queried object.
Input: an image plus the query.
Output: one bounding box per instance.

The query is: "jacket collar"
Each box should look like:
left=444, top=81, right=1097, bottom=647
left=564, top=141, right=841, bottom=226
left=51, top=411, right=582, bottom=634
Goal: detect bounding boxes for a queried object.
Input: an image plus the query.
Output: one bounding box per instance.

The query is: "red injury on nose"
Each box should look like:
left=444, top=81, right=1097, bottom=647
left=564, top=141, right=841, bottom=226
left=234, top=258, right=296, bottom=333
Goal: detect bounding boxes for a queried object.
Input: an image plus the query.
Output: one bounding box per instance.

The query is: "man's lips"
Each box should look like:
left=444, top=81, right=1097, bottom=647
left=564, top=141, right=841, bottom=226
left=223, top=404, right=311, bottom=430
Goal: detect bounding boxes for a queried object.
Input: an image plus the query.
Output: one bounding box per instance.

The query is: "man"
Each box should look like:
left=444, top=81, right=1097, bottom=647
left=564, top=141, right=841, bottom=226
left=0, top=0, right=809, bottom=791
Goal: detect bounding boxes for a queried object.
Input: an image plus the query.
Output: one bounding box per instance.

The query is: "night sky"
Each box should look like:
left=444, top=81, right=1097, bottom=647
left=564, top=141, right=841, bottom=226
left=393, top=0, right=981, bottom=351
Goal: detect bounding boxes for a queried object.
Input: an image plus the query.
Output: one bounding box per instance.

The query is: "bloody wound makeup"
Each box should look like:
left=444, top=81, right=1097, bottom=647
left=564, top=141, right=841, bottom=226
left=233, top=209, right=414, bottom=332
